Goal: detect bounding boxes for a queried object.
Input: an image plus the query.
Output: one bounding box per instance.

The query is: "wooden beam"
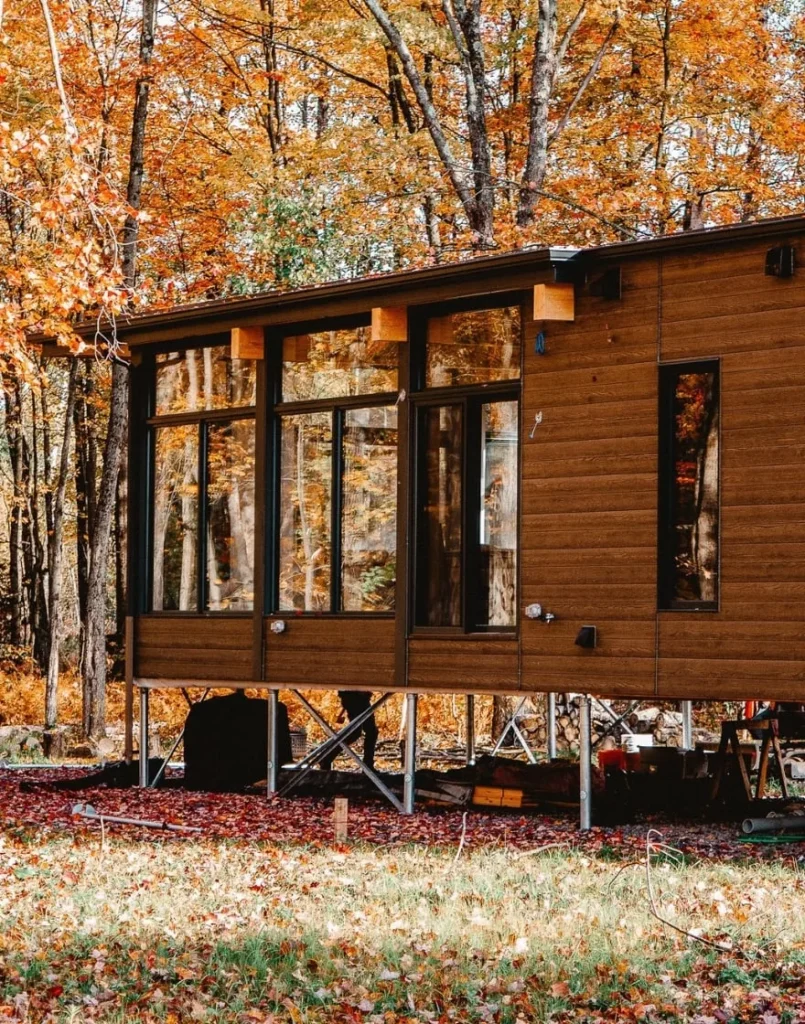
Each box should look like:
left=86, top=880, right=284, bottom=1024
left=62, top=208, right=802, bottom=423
left=231, top=325, right=265, bottom=360
left=371, top=306, right=407, bottom=344
left=533, top=282, right=575, bottom=321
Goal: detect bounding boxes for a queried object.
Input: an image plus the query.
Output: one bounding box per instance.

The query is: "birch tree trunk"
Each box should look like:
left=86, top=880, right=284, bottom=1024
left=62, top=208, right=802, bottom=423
left=81, top=0, right=157, bottom=738
left=45, top=360, right=78, bottom=728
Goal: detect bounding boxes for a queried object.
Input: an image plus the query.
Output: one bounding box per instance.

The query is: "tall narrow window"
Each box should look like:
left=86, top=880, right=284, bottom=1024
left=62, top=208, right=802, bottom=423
left=478, top=400, right=518, bottom=627
left=278, top=413, right=333, bottom=612
left=274, top=322, right=399, bottom=614
left=152, top=425, right=199, bottom=611
left=414, top=303, right=521, bottom=632
left=658, top=361, right=720, bottom=610
left=207, top=420, right=256, bottom=611
left=341, top=406, right=398, bottom=612
left=149, top=346, right=256, bottom=613
left=416, top=405, right=463, bottom=627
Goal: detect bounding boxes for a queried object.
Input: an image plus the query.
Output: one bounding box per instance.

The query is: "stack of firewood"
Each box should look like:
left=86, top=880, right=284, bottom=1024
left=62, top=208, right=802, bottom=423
left=515, top=696, right=692, bottom=754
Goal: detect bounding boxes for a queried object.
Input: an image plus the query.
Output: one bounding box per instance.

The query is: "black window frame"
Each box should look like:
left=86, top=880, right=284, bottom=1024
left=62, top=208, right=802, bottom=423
left=269, top=315, right=400, bottom=617
left=657, top=357, right=721, bottom=612
left=409, top=294, right=524, bottom=635
left=146, top=341, right=258, bottom=616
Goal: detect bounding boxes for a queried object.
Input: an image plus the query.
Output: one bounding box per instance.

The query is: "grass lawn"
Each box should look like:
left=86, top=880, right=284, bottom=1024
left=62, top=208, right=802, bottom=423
left=2, top=827, right=805, bottom=1023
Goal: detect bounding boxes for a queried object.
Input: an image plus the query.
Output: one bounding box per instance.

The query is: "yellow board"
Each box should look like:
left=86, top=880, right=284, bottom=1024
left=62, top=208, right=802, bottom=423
left=472, top=786, right=525, bottom=809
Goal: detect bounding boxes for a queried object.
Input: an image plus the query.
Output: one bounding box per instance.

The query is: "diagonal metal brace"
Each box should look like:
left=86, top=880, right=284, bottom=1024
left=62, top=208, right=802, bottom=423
left=149, top=687, right=211, bottom=789
left=590, top=697, right=640, bottom=750
left=279, top=692, right=402, bottom=811
left=490, top=697, right=537, bottom=764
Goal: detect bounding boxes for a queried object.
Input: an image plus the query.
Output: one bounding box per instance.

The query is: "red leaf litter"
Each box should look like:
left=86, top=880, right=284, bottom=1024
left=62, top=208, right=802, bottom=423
left=1, top=766, right=803, bottom=862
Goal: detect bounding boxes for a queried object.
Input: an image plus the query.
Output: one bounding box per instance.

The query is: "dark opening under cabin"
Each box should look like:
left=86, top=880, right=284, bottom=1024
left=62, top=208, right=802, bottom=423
left=74, top=214, right=805, bottom=820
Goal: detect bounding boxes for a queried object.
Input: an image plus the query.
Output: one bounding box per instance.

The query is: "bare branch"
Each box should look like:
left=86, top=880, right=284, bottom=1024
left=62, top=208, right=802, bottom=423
left=360, top=0, right=477, bottom=224
left=549, top=13, right=619, bottom=145
left=38, top=0, right=78, bottom=140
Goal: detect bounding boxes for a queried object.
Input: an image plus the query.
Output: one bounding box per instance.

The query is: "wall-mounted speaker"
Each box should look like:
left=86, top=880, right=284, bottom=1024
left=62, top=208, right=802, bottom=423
left=575, top=625, right=597, bottom=649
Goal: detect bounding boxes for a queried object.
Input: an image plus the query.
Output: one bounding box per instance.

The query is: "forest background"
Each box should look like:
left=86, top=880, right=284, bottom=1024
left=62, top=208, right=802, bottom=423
left=1, top=0, right=804, bottom=745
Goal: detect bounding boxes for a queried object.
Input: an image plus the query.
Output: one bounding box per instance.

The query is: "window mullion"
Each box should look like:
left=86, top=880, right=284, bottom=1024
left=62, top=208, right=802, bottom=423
left=331, top=408, right=344, bottom=613
left=198, top=420, right=208, bottom=613
left=463, top=397, right=482, bottom=633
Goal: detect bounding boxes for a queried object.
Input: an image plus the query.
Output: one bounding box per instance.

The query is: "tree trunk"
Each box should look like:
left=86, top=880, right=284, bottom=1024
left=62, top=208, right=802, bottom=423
left=81, top=0, right=156, bottom=738
left=45, top=360, right=78, bottom=728
left=492, top=695, right=518, bottom=744
left=517, top=0, right=558, bottom=227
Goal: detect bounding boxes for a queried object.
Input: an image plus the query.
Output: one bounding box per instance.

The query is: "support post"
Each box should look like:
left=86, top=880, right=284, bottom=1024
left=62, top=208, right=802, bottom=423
left=267, top=689, right=279, bottom=795
left=403, top=693, right=418, bottom=814
left=138, top=688, right=149, bottom=788
left=579, top=694, right=592, bottom=831
left=547, top=692, right=557, bottom=760
left=466, top=694, right=476, bottom=766
left=124, top=617, right=134, bottom=763
left=680, top=700, right=693, bottom=750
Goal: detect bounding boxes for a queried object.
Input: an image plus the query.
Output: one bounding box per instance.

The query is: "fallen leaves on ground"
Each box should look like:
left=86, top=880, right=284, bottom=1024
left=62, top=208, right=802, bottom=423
left=0, top=766, right=803, bottom=864
left=4, top=768, right=805, bottom=1022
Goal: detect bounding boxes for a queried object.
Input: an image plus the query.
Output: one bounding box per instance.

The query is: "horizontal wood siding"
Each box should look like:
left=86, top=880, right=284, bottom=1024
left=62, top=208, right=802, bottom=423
left=135, top=616, right=253, bottom=681
left=264, top=617, right=395, bottom=689
left=520, top=258, right=659, bottom=698
left=407, top=637, right=519, bottom=691
left=657, top=237, right=805, bottom=700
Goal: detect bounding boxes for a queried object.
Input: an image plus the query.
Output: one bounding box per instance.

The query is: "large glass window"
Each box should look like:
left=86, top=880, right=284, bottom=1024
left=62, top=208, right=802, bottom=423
left=426, top=305, right=521, bottom=388
left=415, top=398, right=518, bottom=631
left=658, top=361, right=720, bottom=610
left=414, top=302, right=521, bottom=632
left=150, top=346, right=256, bottom=612
left=274, top=322, right=399, bottom=614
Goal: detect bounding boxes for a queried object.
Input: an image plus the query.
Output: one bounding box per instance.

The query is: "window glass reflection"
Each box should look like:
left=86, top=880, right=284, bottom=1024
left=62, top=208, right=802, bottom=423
left=426, top=306, right=521, bottom=388
left=152, top=425, right=199, bottom=610
left=206, top=420, right=256, bottom=611
left=155, top=346, right=256, bottom=415
left=282, top=327, right=398, bottom=402
left=278, top=413, right=333, bottom=611
left=341, top=407, right=398, bottom=612
left=661, top=366, right=720, bottom=607
left=478, top=401, right=518, bottom=627
left=417, top=405, right=463, bottom=627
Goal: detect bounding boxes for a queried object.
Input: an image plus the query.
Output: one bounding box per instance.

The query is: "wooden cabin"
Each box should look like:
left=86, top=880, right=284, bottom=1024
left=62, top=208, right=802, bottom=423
left=105, top=214, right=805, bottom=809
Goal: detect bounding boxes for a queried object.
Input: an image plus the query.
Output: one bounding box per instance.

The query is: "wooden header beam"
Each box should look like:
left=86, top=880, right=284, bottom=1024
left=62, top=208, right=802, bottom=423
left=533, top=282, right=575, bottom=321
left=371, top=306, right=407, bottom=344
left=231, top=325, right=265, bottom=360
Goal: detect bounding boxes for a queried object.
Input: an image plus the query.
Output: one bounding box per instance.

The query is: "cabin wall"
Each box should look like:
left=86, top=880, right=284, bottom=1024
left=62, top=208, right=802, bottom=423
left=519, top=234, right=805, bottom=702
left=135, top=615, right=253, bottom=681
left=657, top=237, right=805, bottom=699
left=520, top=258, right=660, bottom=698
left=263, top=617, right=395, bottom=689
